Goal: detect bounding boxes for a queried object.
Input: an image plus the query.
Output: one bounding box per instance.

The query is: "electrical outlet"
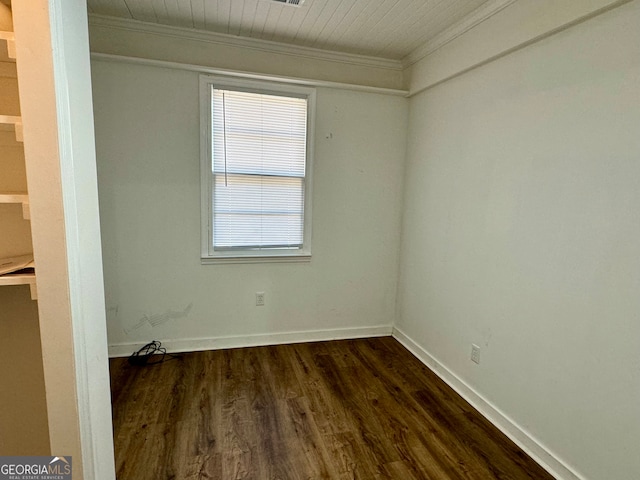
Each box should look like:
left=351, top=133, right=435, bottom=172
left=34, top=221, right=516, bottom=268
left=471, top=344, right=480, bottom=364
left=256, top=292, right=265, bottom=306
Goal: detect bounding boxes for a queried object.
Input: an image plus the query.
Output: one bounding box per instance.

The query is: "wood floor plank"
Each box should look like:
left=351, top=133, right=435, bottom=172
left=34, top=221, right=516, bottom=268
left=289, top=344, right=354, bottom=437
left=110, top=338, right=556, bottom=480
left=346, top=341, right=487, bottom=478
left=313, top=354, right=401, bottom=467
left=285, top=396, right=339, bottom=479
left=220, top=348, right=262, bottom=479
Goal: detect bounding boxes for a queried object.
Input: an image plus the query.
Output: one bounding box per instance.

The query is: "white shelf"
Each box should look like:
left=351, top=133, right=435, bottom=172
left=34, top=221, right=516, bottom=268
left=0, top=272, right=37, bottom=300
left=0, top=192, right=30, bottom=219
left=0, top=31, right=16, bottom=59
left=0, top=115, right=23, bottom=142
left=0, top=31, right=34, bottom=302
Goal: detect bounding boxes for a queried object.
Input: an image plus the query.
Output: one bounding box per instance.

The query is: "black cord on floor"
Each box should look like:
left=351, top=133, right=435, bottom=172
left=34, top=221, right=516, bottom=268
left=128, top=340, right=181, bottom=366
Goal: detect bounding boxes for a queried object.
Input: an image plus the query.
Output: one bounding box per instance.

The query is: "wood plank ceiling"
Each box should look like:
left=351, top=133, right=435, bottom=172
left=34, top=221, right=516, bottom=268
left=86, top=0, right=491, bottom=60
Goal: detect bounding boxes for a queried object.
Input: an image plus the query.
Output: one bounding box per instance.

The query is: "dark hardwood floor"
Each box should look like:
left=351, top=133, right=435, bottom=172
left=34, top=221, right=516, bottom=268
left=109, top=337, right=555, bottom=480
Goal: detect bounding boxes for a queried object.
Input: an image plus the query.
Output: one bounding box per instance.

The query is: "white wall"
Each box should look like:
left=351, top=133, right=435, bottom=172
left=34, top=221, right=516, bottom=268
left=92, top=60, right=407, bottom=352
left=397, top=1, right=640, bottom=479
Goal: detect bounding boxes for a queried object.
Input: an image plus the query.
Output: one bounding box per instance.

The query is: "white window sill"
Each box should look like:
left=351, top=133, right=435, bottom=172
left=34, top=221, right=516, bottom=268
left=201, top=254, right=312, bottom=265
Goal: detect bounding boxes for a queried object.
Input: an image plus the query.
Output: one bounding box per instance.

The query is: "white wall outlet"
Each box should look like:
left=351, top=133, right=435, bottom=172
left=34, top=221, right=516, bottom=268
left=256, top=292, right=265, bottom=306
left=471, top=344, right=481, bottom=364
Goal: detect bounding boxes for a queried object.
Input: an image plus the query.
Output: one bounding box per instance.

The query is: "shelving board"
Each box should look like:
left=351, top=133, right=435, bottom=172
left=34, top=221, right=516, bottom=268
left=0, top=192, right=29, bottom=219
left=0, top=272, right=37, bottom=300
left=0, top=115, right=22, bottom=141
left=0, top=31, right=15, bottom=59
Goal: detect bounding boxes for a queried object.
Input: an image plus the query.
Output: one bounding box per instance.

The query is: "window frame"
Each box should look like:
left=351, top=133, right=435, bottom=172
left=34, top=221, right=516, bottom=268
left=199, top=75, right=315, bottom=264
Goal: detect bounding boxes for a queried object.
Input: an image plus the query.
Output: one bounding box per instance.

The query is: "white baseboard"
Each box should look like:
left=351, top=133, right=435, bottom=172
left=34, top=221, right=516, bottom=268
left=108, top=324, right=393, bottom=358
left=392, top=327, right=585, bottom=480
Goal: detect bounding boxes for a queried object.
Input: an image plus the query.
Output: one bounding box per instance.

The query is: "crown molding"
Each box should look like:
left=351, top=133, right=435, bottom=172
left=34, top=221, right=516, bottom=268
left=88, top=14, right=403, bottom=72
left=402, top=0, right=518, bottom=67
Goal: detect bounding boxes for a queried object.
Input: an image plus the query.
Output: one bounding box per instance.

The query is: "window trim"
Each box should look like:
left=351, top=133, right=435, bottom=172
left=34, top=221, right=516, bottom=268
left=199, top=75, right=315, bottom=264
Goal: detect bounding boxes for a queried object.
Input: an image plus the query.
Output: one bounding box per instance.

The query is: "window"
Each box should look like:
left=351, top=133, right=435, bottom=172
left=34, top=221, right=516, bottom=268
left=200, top=76, right=315, bottom=263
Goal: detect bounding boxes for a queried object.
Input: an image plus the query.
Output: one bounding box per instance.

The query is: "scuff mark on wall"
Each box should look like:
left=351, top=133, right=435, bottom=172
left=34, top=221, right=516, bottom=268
left=124, top=303, right=193, bottom=335
left=482, top=327, right=492, bottom=347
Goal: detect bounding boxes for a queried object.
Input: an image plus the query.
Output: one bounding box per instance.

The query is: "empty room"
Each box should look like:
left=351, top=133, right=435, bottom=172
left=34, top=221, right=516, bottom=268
left=0, top=0, right=638, bottom=479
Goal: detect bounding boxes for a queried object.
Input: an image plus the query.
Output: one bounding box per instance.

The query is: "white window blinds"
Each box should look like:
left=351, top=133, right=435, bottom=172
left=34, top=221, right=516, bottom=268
left=210, top=87, right=308, bottom=250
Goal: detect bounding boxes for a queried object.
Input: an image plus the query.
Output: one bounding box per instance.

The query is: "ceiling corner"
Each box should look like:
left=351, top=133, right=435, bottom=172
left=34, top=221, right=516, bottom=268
left=402, top=0, right=519, bottom=68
